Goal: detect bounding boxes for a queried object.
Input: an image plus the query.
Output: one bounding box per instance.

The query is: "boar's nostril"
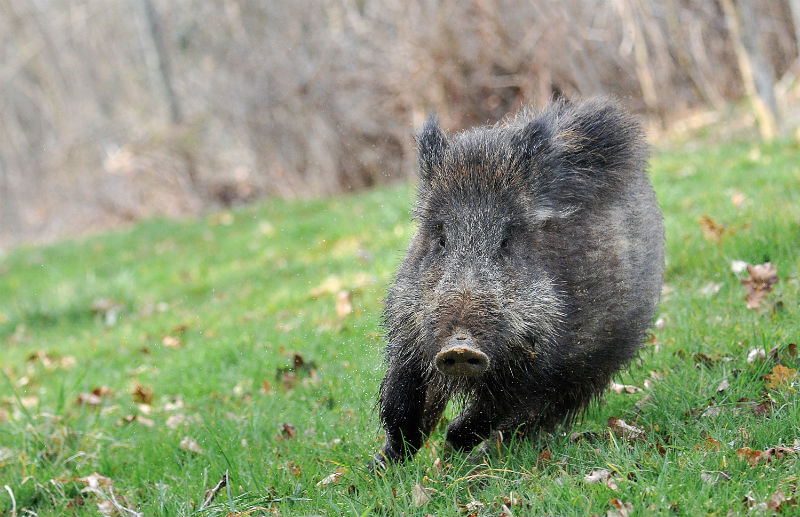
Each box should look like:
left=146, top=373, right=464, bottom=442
left=435, top=345, right=489, bottom=377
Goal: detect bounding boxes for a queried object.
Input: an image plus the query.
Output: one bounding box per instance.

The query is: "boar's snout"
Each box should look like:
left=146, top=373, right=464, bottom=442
left=435, top=333, right=489, bottom=377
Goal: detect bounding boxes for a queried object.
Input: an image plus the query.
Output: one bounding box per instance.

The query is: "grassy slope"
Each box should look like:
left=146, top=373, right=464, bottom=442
left=0, top=136, right=798, bottom=516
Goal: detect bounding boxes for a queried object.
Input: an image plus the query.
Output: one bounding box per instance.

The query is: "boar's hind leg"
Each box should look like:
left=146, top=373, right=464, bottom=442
left=376, top=359, right=446, bottom=465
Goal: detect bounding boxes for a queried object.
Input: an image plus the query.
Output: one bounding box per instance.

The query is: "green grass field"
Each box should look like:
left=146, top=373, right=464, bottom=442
left=1, top=135, right=799, bottom=516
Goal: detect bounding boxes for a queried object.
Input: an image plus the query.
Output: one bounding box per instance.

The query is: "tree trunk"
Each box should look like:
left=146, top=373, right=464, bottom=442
left=720, top=0, right=779, bottom=140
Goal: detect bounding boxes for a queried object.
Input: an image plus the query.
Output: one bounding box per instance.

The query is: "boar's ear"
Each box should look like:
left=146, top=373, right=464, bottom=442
left=520, top=98, right=647, bottom=212
left=416, top=114, right=448, bottom=181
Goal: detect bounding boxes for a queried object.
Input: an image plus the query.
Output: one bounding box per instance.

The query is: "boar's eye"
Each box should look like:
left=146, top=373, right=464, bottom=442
left=438, top=235, right=447, bottom=249
left=499, top=227, right=513, bottom=251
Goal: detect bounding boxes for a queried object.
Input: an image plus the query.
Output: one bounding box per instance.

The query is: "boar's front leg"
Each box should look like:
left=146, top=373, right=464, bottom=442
left=445, top=395, right=501, bottom=451
left=375, top=357, right=446, bottom=467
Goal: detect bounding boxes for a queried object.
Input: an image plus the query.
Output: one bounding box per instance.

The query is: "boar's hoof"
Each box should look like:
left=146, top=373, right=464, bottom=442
left=435, top=343, right=489, bottom=377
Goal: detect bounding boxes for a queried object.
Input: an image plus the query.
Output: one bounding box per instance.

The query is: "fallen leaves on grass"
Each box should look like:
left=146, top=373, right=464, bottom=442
left=609, top=381, right=643, bottom=394
left=76, top=386, right=114, bottom=407
left=700, top=471, right=730, bottom=484
left=698, top=215, right=727, bottom=242
left=716, top=378, right=730, bottom=392
left=766, top=491, right=798, bottom=513
left=736, top=445, right=797, bottom=466
left=26, top=350, right=77, bottom=371
left=131, top=383, right=154, bottom=404
left=569, top=430, right=600, bottom=443
left=277, top=423, right=297, bottom=440
left=736, top=397, right=773, bottom=417
left=411, top=483, right=433, bottom=507
left=740, top=262, right=779, bottom=309
left=76, top=473, right=141, bottom=517
left=161, top=336, right=182, bottom=348
left=607, top=498, right=633, bottom=517
left=275, top=353, right=319, bottom=391
left=91, top=298, right=125, bottom=326
left=166, top=414, right=186, bottom=429
left=116, top=414, right=154, bottom=427
left=764, top=365, right=797, bottom=390
left=179, top=436, right=204, bottom=454
left=316, top=468, right=345, bottom=488
left=698, top=282, right=722, bottom=297
left=285, top=461, right=302, bottom=477
left=747, top=348, right=766, bottom=363
left=607, top=417, right=646, bottom=441
left=537, top=448, right=551, bottom=465
left=79, top=472, right=113, bottom=490
left=769, top=343, right=798, bottom=362
left=460, top=500, right=485, bottom=515
left=584, top=469, right=619, bottom=490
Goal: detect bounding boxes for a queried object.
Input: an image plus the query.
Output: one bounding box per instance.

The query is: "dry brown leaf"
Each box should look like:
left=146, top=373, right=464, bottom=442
left=609, top=381, right=643, bottom=394
left=278, top=423, right=297, bottom=440
left=698, top=215, right=726, bottom=242
left=78, top=472, right=114, bottom=490
left=537, top=448, right=551, bottom=465
left=608, top=498, right=633, bottom=517
left=700, top=471, right=730, bottom=484
left=767, top=491, right=798, bottom=512
left=286, top=461, right=302, bottom=477
left=736, top=445, right=796, bottom=466
left=608, top=417, right=646, bottom=441
left=411, top=484, right=432, bottom=507
left=461, top=501, right=485, bottom=514
left=747, top=348, right=766, bottom=363
left=740, top=262, right=779, bottom=309
left=116, top=414, right=154, bottom=427
left=96, top=500, right=115, bottom=517
left=699, top=282, right=722, bottom=297
left=76, top=393, right=103, bottom=407
left=584, top=469, right=611, bottom=484
left=316, top=468, right=345, bottom=488
left=20, top=395, right=38, bottom=408
left=764, top=364, right=797, bottom=390
left=166, top=414, right=186, bottom=429
left=335, top=290, right=353, bottom=318
left=131, top=383, right=154, bottom=404
left=76, top=386, right=114, bottom=407
left=162, top=336, right=182, bottom=348
left=180, top=436, right=204, bottom=454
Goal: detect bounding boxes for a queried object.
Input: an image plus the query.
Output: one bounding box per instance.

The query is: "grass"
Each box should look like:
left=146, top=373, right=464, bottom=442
left=1, top=134, right=799, bottom=516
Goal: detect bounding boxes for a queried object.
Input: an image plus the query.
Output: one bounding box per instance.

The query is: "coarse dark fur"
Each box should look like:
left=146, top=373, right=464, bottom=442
left=374, top=98, right=665, bottom=466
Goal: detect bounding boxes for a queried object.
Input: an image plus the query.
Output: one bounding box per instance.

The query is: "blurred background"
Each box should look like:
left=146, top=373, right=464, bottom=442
left=1, top=0, right=799, bottom=252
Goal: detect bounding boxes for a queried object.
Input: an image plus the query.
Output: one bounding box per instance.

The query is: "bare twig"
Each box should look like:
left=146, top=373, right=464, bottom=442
left=199, top=470, right=229, bottom=511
